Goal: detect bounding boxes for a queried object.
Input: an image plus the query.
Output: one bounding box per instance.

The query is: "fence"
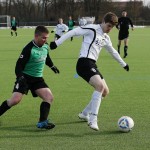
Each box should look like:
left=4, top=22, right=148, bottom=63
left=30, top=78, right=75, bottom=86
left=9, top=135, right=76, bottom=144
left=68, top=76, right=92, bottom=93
left=133, top=20, right=150, bottom=26
left=18, top=20, right=150, bottom=27
left=1, top=20, right=150, bottom=28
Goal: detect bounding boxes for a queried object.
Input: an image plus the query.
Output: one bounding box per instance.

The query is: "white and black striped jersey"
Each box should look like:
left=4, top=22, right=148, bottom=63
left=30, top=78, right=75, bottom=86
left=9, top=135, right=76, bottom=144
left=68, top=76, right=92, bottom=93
left=55, top=24, right=126, bottom=67
left=54, top=23, right=69, bottom=37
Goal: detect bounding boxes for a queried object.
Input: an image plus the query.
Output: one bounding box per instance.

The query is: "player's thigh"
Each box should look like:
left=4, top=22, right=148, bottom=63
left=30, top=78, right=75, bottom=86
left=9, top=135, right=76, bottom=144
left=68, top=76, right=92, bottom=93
left=35, top=88, right=53, bottom=103
left=124, top=38, right=128, bottom=45
left=118, top=40, right=122, bottom=45
left=89, top=75, right=105, bottom=92
left=7, top=92, right=23, bottom=106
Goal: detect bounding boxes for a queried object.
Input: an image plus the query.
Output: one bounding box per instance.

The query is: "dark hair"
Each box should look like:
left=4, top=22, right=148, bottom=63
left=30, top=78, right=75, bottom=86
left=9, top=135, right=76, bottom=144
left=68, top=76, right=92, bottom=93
left=103, top=12, right=118, bottom=26
left=35, top=25, right=49, bottom=35
left=122, top=10, right=127, bottom=12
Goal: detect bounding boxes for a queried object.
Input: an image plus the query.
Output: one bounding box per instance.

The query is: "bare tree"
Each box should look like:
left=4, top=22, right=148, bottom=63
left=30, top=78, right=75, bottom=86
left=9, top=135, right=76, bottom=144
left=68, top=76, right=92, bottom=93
left=0, top=0, right=150, bottom=25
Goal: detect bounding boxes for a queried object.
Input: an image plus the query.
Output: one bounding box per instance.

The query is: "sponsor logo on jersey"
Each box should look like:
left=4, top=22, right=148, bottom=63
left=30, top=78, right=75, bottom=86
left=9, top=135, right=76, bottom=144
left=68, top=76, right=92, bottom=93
left=20, top=55, right=23, bottom=58
left=95, top=37, right=105, bottom=47
left=37, top=56, right=46, bottom=62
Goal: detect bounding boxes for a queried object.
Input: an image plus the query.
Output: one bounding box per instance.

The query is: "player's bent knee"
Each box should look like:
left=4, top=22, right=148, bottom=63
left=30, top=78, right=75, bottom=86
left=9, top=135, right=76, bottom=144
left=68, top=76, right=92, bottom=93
left=8, top=98, right=21, bottom=106
left=49, top=95, right=54, bottom=103
left=95, top=83, right=105, bottom=93
left=106, top=87, right=109, bottom=95
left=13, top=99, right=21, bottom=105
left=43, top=95, right=54, bottom=104
left=102, top=88, right=109, bottom=97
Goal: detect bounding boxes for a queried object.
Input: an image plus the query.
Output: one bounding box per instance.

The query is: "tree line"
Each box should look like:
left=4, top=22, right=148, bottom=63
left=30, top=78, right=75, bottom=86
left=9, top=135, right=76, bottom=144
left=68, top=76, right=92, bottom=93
left=0, top=0, right=150, bottom=25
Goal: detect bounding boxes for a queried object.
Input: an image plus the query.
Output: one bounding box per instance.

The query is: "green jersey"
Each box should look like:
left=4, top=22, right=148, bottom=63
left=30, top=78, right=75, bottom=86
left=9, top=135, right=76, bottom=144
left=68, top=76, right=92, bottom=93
left=68, top=20, right=75, bottom=30
left=15, top=41, right=54, bottom=77
left=11, top=20, right=17, bottom=27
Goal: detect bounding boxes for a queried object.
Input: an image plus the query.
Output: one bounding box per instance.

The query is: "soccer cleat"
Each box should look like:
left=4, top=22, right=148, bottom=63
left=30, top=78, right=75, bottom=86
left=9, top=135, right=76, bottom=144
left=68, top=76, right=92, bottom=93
left=88, top=120, right=99, bottom=131
left=123, top=53, right=128, bottom=58
left=36, top=120, right=55, bottom=130
left=88, top=114, right=99, bottom=131
left=78, top=112, right=90, bottom=122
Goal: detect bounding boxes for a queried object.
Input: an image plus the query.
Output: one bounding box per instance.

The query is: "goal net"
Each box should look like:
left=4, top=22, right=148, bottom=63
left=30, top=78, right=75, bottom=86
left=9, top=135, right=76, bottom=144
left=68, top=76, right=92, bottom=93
left=0, top=15, right=11, bottom=28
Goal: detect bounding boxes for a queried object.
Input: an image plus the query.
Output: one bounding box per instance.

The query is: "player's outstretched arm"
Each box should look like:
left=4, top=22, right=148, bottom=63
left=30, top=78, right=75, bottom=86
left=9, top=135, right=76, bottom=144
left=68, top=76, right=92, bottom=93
left=104, top=35, right=130, bottom=71
left=50, top=27, right=88, bottom=50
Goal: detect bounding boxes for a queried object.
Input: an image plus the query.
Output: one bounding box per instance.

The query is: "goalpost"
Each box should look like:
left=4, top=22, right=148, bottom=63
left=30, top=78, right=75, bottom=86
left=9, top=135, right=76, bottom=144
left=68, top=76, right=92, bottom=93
left=0, top=15, right=11, bottom=28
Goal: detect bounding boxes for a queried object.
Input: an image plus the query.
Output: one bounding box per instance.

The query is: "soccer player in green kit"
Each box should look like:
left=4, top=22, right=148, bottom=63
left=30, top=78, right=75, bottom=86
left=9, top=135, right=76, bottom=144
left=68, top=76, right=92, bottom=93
left=0, top=25, right=59, bottom=129
left=68, top=16, right=75, bottom=41
left=11, top=16, right=18, bottom=36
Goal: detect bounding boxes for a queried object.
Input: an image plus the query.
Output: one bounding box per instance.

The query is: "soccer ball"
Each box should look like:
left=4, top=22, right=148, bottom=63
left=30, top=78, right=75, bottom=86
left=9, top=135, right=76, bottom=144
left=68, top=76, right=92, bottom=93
left=118, top=116, right=134, bottom=132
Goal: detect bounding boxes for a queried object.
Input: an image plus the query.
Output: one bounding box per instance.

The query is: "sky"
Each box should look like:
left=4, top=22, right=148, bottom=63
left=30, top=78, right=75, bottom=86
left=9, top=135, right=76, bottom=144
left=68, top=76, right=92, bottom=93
left=113, top=0, right=150, bottom=5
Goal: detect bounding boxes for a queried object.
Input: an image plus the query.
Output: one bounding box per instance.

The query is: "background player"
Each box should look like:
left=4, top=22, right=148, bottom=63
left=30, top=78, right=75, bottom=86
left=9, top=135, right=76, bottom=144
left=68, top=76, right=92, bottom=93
left=0, top=25, right=59, bottom=129
left=50, top=12, right=129, bottom=131
left=116, top=10, right=134, bottom=58
left=11, top=16, right=18, bottom=36
left=68, top=16, right=75, bottom=41
left=51, top=18, right=68, bottom=40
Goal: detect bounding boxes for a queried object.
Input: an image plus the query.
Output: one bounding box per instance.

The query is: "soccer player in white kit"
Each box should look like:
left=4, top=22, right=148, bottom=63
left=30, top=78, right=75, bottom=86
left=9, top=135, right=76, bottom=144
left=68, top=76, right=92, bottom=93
left=50, top=12, right=129, bottom=131
left=51, top=18, right=68, bottom=40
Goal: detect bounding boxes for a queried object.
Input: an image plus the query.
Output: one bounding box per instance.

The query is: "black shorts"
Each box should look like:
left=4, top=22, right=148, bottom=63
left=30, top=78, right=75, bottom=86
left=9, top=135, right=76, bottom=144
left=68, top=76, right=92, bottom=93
left=118, top=30, right=129, bottom=40
left=76, top=58, right=103, bottom=82
left=11, top=26, right=17, bottom=31
left=13, top=74, right=49, bottom=97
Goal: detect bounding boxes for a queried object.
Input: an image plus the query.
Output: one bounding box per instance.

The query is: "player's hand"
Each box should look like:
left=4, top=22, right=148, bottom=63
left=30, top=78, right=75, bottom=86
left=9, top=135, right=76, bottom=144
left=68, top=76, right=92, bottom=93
left=50, top=41, right=57, bottom=50
left=51, top=31, right=54, bottom=33
left=124, top=64, right=129, bottom=71
left=51, top=66, right=60, bottom=74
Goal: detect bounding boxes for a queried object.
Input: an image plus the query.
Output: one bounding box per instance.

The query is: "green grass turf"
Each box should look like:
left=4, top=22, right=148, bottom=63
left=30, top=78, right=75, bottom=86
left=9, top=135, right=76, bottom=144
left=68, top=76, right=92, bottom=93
left=0, top=27, right=150, bottom=150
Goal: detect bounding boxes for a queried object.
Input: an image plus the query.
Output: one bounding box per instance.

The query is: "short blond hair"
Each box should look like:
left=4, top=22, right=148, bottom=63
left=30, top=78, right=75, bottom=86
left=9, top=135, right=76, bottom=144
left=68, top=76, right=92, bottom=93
left=103, top=12, right=118, bottom=25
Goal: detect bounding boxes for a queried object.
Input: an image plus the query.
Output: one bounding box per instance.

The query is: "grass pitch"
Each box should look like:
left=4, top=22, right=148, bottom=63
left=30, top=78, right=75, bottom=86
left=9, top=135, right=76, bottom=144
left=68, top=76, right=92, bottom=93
left=0, top=27, right=150, bottom=150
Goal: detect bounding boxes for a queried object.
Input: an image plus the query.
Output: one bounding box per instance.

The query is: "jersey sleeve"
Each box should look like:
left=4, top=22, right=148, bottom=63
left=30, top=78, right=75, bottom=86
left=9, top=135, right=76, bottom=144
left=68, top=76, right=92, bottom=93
left=45, top=53, right=54, bottom=68
left=15, top=45, right=31, bottom=77
left=104, top=36, right=126, bottom=67
left=116, top=18, right=121, bottom=29
left=63, top=24, right=69, bottom=32
left=15, top=21, right=18, bottom=27
left=129, top=18, right=133, bottom=28
left=73, top=21, right=75, bottom=26
left=55, top=27, right=89, bottom=46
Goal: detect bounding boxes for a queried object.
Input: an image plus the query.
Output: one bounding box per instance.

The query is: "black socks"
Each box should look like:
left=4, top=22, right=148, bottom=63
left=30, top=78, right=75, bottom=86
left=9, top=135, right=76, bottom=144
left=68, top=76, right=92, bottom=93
left=0, top=100, right=11, bottom=116
left=118, top=45, right=120, bottom=54
left=11, top=31, right=13, bottom=36
left=39, top=102, right=50, bottom=122
left=124, top=46, right=128, bottom=58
